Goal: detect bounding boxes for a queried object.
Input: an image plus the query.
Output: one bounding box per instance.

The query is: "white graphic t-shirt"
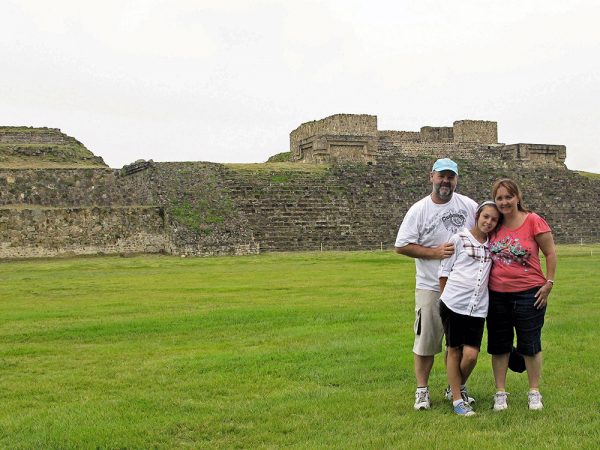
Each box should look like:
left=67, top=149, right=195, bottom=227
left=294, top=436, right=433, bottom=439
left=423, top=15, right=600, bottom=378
left=395, top=193, right=477, bottom=291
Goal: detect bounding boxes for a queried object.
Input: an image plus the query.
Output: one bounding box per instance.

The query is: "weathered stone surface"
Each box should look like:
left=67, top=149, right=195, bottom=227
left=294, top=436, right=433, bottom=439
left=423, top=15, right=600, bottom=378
left=0, top=127, right=106, bottom=168
left=220, top=159, right=600, bottom=250
left=0, top=206, right=167, bottom=258
left=290, top=115, right=379, bottom=164
left=0, top=117, right=598, bottom=259
left=453, top=120, right=497, bottom=144
left=291, top=114, right=565, bottom=167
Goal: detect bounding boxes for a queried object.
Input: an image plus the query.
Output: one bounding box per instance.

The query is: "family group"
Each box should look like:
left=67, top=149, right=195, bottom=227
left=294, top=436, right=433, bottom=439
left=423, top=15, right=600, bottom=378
left=395, top=158, right=556, bottom=416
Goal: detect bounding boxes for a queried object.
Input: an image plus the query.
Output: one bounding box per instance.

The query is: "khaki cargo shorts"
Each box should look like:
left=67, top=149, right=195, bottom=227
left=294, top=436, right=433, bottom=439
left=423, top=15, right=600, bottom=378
left=413, top=289, right=444, bottom=356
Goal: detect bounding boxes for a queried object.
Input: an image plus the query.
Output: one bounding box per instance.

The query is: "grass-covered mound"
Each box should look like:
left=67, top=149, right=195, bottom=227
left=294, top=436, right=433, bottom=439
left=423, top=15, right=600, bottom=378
left=266, top=151, right=291, bottom=162
left=0, top=126, right=107, bottom=168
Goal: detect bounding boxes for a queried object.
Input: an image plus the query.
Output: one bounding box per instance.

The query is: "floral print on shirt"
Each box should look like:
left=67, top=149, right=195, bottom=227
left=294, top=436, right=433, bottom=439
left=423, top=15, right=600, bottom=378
left=489, top=236, right=531, bottom=269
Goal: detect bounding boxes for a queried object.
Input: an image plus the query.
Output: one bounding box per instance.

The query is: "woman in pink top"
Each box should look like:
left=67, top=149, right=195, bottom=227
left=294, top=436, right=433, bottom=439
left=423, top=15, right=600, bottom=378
left=487, top=179, right=557, bottom=412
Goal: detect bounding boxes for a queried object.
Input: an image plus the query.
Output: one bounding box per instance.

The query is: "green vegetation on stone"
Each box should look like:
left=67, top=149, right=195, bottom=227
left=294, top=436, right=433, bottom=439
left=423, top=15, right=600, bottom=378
left=574, top=170, right=600, bottom=180
left=168, top=201, right=203, bottom=229
left=168, top=196, right=233, bottom=234
left=266, top=151, right=291, bottom=162
left=270, top=173, right=291, bottom=183
left=224, top=162, right=329, bottom=173
left=0, top=127, right=106, bottom=168
left=0, top=246, right=598, bottom=448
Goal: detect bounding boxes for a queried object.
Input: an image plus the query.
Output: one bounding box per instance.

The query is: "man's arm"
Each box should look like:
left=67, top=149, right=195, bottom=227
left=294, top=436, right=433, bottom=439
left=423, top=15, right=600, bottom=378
left=394, top=242, right=455, bottom=260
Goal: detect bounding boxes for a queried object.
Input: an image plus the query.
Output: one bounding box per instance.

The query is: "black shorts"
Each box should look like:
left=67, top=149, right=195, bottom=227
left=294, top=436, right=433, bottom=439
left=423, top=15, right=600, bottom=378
left=486, top=287, right=546, bottom=356
left=439, top=301, right=485, bottom=349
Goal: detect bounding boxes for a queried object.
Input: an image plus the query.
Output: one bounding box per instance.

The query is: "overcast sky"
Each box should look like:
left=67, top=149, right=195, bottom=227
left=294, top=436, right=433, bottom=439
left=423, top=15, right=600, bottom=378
left=1, top=0, right=599, bottom=172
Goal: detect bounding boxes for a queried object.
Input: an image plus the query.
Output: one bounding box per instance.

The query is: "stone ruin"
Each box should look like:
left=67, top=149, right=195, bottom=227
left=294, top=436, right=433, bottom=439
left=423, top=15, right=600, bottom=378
left=0, top=126, right=106, bottom=168
left=290, top=114, right=566, bottom=166
left=0, top=116, right=598, bottom=259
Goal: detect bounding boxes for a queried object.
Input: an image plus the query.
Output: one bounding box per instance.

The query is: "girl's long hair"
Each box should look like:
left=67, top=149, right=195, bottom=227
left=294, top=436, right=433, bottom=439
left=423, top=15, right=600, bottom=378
left=475, top=200, right=502, bottom=233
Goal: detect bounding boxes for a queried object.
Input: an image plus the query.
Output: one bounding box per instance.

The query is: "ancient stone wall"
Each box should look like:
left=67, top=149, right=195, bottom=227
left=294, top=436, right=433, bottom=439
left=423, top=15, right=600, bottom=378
left=0, top=163, right=260, bottom=258
left=0, top=168, right=151, bottom=207
left=500, top=143, right=567, bottom=165
left=0, top=206, right=166, bottom=258
left=378, top=130, right=421, bottom=142
left=290, top=114, right=378, bottom=164
left=0, top=167, right=165, bottom=258
left=216, top=160, right=600, bottom=250
left=0, top=127, right=106, bottom=167
left=290, top=115, right=565, bottom=167
left=0, top=127, right=72, bottom=144
left=0, top=118, right=597, bottom=260
left=1, top=158, right=599, bottom=259
left=290, top=114, right=378, bottom=145
left=420, top=126, right=454, bottom=143
left=130, top=162, right=259, bottom=256
left=377, top=141, right=508, bottom=164
left=453, top=120, right=497, bottom=144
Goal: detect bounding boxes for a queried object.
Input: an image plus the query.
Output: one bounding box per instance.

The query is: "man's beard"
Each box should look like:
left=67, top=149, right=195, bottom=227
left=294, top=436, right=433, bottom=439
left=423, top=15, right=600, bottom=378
left=435, top=183, right=454, bottom=201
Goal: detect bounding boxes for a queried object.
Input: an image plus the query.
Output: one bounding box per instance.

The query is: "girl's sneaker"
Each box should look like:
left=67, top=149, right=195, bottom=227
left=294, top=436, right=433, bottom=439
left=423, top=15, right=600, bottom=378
left=453, top=401, right=475, bottom=416
left=444, top=385, right=475, bottom=404
left=460, top=386, right=475, bottom=404
left=528, top=390, right=543, bottom=410
left=493, top=391, right=509, bottom=411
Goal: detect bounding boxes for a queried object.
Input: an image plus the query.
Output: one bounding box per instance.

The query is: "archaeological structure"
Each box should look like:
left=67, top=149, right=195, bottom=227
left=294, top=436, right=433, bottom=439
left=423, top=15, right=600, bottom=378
left=0, top=114, right=598, bottom=259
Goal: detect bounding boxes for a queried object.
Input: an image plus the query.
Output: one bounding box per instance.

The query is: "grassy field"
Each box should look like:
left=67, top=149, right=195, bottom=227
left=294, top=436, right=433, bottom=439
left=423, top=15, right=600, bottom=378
left=0, top=246, right=598, bottom=449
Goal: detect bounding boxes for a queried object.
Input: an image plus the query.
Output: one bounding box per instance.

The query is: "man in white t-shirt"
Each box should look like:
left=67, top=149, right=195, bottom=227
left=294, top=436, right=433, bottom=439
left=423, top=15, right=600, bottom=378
left=394, top=158, right=477, bottom=410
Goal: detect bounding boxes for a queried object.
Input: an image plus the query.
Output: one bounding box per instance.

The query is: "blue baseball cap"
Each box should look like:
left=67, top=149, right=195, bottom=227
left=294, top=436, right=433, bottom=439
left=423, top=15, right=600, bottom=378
left=432, top=158, right=458, bottom=175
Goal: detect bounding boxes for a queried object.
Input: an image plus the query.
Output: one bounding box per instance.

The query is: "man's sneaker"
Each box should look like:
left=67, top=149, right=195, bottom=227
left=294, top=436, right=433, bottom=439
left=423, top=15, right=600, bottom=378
left=528, top=390, right=543, bottom=410
left=493, top=391, right=509, bottom=411
left=453, top=400, right=476, bottom=416
left=444, top=385, right=475, bottom=404
left=414, top=389, right=431, bottom=410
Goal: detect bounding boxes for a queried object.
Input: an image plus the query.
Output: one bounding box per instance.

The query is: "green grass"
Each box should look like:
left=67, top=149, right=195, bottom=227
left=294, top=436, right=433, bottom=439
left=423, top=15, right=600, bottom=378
left=573, top=170, right=600, bottom=179
left=0, top=246, right=599, bottom=448
left=266, top=151, right=292, bottom=163
left=0, top=160, right=105, bottom=169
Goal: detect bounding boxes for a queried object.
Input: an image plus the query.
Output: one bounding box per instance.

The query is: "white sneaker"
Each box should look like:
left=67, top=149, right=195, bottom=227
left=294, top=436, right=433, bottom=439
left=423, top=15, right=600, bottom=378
left=493, top=391, right=509, bottom=411
left=528, top=391, right=543, bottom=410
left=444, top=385, right=475, bottom=404
left=414, top=388, right=431, bottom=410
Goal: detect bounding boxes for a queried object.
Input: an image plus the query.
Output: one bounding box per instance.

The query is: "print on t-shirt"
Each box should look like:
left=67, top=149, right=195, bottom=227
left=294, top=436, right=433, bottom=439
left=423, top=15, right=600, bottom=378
left=422, top=208, right=468, bottom=236
left=490, top=236, right=531, bottom=270
left=442, top=211, right=468, bottom=233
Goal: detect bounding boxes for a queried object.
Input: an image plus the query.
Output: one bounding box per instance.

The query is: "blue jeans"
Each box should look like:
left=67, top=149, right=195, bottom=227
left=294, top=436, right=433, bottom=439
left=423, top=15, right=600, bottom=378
left=486, top=287, right=546, bottom=356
